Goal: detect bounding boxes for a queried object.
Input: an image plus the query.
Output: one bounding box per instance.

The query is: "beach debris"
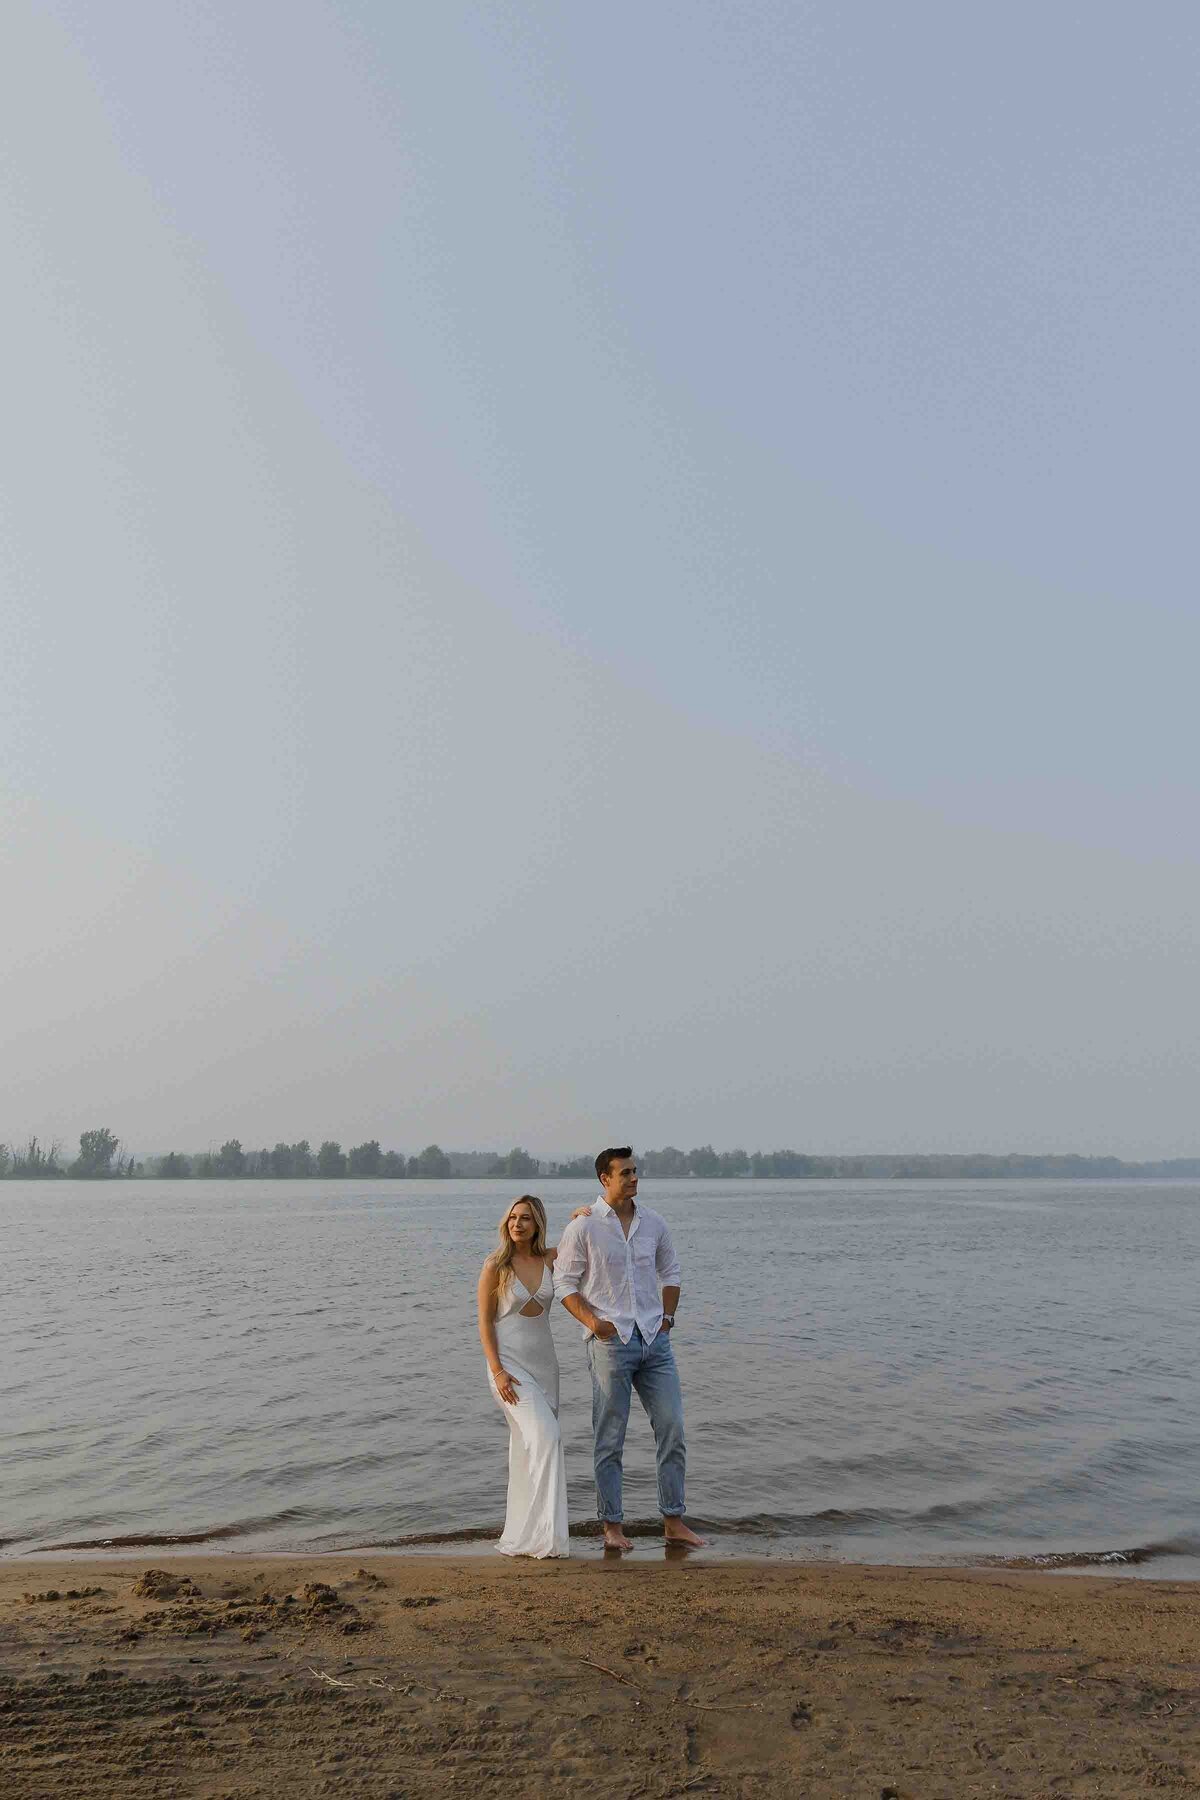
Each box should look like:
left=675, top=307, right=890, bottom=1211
left=303, top=1666, right=443, bottom=1699
left=111, top=1573, right=367, bottom=1646
left=397, top=1594, right=440, bottom=1609
left=580, top=1656, right=640, bottom=1688
left=299, top=1583, right=342, bottom=1611
left=576, top=1657, right=764, bottom=1715
left=25, top=1585, right=108, bottom=1603
left=133, top=1569, right=200, bottom=1601
left=352, top=1567, right=388, bottom=1588
left=307, top=1667, right=358, bottom=1689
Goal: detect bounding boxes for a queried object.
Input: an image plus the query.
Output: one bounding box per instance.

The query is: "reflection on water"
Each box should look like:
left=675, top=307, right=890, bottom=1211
left=4, top=1177, right=1199, bottom=1573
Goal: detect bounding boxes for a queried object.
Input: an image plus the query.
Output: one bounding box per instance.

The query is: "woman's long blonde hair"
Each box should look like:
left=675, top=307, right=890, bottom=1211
left=491, top=1194, right=548, bottom=1297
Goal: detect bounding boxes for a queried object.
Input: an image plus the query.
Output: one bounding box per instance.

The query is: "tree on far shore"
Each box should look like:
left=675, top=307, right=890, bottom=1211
left=266, top=1143, right=293, bottom=1178
left=348, top=1140, right=382, bottom=1177
left=288, top=1140, right=317, bottom=1177
left=69, top=1127, right=121, bottom=1178
left=487, top=1147, right=539, bottom=1179
left=215, top=1139, right=247, bottom=1178
left=9, top=1136, right=65, bottom=1178
left=317, top=1140, right=347, bottom=1178
left=548, top=1155, right=594, bottom=1178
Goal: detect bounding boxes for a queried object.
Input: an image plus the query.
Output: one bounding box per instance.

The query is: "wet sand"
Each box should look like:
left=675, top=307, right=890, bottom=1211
left=1, top=1553, right=1198, bottom=1797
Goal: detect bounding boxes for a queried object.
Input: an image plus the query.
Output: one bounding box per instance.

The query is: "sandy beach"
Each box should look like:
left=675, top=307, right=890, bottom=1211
left=1, top=1554, right=1198, bottom=1797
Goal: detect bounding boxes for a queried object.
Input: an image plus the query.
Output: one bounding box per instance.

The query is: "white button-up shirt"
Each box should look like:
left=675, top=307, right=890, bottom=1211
left=553, top=1197, right=683, bottom=1345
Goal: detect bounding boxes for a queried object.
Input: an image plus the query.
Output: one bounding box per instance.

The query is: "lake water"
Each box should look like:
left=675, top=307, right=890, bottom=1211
left=4, top=1178, right=1200, bottom=1575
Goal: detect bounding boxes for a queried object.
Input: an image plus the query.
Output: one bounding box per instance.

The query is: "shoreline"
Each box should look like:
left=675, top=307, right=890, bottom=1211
left=5, top=1534, right=1196, bottom=1582
left=4, top=1550, right=1195, bottom=1585
left=3, top=1554, right=1199, bottom=1796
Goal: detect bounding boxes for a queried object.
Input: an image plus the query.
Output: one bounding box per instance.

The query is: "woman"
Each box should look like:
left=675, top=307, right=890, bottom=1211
left=476, top=1194, right=569, bottom=1558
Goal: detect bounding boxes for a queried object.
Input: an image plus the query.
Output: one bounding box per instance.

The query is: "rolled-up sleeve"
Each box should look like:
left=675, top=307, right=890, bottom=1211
left=655, top=1222, right=682, bottom=1287
left=553, top=1220, right=586, bottom=1299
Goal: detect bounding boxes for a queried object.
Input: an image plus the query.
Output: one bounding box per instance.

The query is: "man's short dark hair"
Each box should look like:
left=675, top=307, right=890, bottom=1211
left=595, top=1146, right=633, bottom=1182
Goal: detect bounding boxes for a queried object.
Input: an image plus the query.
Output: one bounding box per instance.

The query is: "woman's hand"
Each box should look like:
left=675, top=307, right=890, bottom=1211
left=493, top=1366, right=521, bottom=1405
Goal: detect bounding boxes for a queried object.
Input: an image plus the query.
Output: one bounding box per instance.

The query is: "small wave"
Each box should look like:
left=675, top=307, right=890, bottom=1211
left=351, top=1506, right=981, bottom=1548
left=985, top=1535, right=1200, bottom=1571
left=351, top=1520, right=705, bottom=1548
left=30, top=1527, right=253, bottom=1551
left=23, top=1510, right=311, bottom=1553
left=361, top=1525, right=499, bottom=1548
left=24, top=1504, right=986, bottom=1556
left=355, top=1515, right=790, bottom=1549
left=21, top=1515, right=1200, bottom=1570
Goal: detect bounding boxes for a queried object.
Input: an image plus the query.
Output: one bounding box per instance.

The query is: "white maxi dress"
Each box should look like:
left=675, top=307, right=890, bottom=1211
left=487, top=1263, right=570, bottom=1558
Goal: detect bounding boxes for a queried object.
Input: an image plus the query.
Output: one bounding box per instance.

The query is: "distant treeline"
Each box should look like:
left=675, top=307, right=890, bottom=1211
left=1, top=1130, right=140, bottom=1181
left=0, top=1133, right=527, bottom=1181
left=616, top=1147, right=1200, bottom=1180
left=4, top=1130, right=1200, bottom=1182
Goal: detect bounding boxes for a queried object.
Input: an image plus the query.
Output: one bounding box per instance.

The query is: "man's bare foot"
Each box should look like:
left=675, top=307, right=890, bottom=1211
left=663, top=1519, right=707, bottom=1548
left=602, top=1523, right=634, bottom=1552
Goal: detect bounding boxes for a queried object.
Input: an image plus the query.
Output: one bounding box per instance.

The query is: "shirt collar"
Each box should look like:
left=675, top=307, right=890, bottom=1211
left=594, top=1195, right=639, bottom=1227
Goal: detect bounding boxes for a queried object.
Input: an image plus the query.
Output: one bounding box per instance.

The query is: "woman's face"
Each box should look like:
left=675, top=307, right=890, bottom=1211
left=506, top=1203, right=538, bottom=1247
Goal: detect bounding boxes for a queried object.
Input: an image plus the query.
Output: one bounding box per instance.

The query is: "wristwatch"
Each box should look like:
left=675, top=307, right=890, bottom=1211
left=662, top=1313, right=675, bottom=1328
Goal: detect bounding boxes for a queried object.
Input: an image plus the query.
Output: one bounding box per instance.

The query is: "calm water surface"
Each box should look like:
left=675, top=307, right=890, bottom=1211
left=4, top=1179, right=1199, bottom=1574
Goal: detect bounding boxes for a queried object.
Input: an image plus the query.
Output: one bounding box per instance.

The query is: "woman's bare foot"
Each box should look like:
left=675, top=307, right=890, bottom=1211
left=602, top=1523, right=634, bottom=1551
left=663, top=1518, right=708, bottom=1547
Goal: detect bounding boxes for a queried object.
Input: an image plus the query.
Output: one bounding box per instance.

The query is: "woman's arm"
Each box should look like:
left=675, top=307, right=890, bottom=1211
left=476, top=1259, right=520, bottom=1404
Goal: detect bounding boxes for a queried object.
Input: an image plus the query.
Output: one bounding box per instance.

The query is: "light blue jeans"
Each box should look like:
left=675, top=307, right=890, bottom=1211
left=586, top=1326, right=686, bottom=1521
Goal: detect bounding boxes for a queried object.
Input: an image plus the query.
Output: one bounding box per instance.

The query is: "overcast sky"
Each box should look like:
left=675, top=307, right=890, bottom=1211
left=3, top=2, right=1198, bottom=1158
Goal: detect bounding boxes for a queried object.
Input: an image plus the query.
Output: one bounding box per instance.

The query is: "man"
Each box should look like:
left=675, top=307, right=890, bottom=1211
left=554, top=1147, right=706, bottom=1551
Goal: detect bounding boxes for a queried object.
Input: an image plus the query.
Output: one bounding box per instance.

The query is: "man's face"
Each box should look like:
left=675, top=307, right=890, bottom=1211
left=602, top=1157, right=638, bottom=1204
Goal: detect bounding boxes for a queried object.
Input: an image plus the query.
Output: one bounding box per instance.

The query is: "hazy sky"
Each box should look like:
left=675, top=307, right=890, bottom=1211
left=3, top=2, right=1198, bottom=1157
